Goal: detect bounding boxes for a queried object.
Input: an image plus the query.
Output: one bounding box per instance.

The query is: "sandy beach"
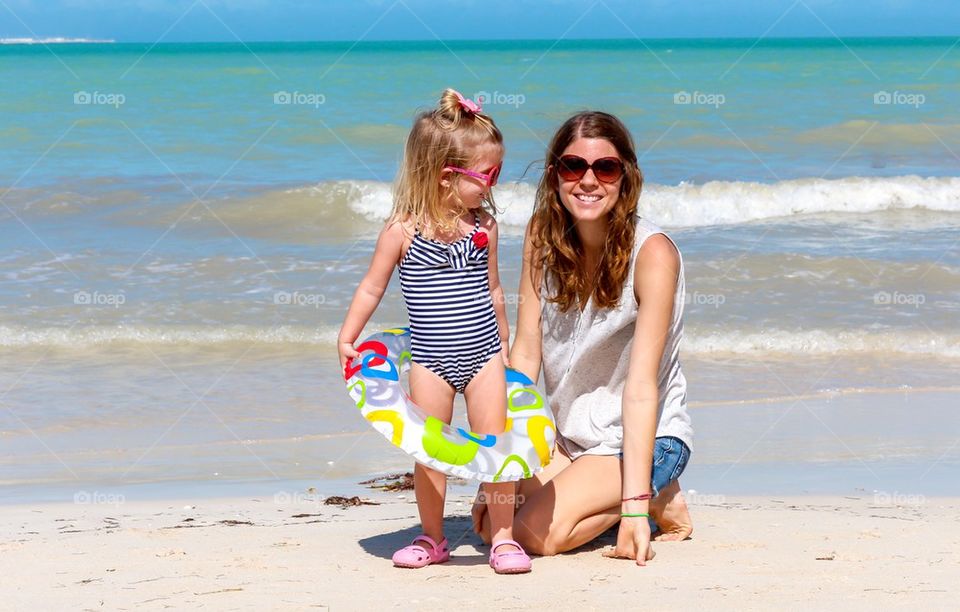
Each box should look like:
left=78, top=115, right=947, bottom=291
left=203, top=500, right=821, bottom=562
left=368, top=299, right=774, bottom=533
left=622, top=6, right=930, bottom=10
left=3, top=491, right=956, bottom=610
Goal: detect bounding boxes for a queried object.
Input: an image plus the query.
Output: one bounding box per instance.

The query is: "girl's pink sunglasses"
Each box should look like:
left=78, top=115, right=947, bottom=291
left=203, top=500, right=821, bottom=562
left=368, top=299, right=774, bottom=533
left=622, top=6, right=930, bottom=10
left=444, top=163, right=502, bottom=187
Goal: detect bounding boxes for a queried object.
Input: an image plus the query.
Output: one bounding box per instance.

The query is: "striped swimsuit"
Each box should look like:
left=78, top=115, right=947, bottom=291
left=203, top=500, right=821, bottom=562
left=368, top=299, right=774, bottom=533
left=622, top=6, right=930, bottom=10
left=398, top=215, right=502, bottom=393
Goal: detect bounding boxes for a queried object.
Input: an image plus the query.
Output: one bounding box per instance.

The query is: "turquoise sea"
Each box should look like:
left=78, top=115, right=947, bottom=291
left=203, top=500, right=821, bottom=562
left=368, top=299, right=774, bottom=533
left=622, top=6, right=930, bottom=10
left=2, top=38, right=959, bottom=502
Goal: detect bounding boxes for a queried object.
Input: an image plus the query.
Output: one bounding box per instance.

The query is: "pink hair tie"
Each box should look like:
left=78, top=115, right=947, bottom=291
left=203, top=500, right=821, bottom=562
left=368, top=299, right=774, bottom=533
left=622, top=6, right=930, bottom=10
left=453, top=90, right=482, bottom=114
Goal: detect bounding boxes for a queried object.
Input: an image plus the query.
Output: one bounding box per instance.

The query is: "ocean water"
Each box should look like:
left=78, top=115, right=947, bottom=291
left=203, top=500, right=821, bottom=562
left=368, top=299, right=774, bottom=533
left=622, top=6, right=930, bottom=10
left=2, top=39, right=959, bottom=499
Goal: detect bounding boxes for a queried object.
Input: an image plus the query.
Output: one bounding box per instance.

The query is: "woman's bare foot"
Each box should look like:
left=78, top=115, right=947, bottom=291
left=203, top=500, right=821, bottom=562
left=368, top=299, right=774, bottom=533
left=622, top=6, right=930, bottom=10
left=649, top=479, right=693, bottom=541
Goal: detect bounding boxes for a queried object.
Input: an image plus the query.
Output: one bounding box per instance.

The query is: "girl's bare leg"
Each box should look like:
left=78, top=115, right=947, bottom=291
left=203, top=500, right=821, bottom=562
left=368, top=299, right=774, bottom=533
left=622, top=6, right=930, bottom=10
left=408, top=362, right=456, bottom=544
left=464, top=355, right=519, bottom=551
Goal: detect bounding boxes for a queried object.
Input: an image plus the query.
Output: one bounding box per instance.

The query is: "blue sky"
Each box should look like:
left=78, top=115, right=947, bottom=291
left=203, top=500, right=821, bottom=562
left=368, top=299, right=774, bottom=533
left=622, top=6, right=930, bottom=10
left=2, top=0, right=958, bottom=41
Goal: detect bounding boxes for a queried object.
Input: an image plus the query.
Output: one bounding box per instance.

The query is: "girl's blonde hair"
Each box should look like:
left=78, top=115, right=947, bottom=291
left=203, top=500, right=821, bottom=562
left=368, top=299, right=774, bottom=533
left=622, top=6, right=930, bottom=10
left=391, top=89, right=503, bottom=234
left=531, top=111, right=644, bottom=312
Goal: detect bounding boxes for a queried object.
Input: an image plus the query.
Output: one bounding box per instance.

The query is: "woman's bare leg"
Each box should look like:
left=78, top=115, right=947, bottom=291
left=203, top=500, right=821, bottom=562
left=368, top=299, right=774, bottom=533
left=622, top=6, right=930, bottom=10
left=475, top=449, right=624, bottom=556
left=649, top=479, right=694, bottom=541
left=472, top=444, right=572, bottom=544
left=477, top=453, right=693, bottom=551
left=510, top=454, right=624, bottom=556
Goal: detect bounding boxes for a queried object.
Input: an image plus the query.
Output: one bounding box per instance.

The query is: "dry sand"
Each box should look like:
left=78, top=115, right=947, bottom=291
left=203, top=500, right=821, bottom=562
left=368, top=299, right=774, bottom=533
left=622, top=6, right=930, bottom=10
left=2, top=490, right=957, bottom=610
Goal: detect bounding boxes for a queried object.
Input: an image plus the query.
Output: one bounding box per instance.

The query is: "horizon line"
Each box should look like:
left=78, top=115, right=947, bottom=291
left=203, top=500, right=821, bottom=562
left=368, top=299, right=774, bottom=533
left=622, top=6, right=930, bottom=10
left=2, top=34, right=957, bottom=45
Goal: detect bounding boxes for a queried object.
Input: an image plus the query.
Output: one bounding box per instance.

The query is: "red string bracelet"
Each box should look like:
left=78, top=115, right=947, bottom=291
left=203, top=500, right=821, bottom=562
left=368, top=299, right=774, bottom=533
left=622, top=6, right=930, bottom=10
left=622, top=493, right=653, bottom=502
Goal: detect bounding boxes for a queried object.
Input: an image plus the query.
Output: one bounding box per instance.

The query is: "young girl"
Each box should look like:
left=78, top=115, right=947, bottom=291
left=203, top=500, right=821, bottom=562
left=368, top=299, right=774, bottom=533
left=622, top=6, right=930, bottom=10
left=337, top=89, right=532, bottom=574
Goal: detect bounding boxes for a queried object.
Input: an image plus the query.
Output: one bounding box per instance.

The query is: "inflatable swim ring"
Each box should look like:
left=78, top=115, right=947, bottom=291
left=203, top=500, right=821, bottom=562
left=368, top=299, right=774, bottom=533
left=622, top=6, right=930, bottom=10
left=343, top=327, right=556, bottom=482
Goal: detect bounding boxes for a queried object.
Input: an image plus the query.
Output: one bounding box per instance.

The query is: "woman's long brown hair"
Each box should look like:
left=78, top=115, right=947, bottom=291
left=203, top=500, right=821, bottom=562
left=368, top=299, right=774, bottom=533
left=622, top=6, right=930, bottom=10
left=531, top=111, right=644, bottom=311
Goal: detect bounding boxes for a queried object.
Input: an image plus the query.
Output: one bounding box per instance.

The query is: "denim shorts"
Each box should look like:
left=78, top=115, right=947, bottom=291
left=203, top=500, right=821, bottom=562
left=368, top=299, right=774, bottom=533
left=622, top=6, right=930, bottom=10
left=619, top=436, right=691, bottom=497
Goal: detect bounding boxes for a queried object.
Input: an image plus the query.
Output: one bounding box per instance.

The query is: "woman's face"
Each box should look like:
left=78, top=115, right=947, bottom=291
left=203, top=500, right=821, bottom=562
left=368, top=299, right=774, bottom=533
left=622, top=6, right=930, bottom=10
left=555, top=137, right=622, bottom=223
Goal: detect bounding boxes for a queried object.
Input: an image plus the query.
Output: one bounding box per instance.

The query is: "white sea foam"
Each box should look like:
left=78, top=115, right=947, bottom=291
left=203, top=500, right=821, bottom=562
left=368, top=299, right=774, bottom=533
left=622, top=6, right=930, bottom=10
left=0, top=325, right=340, bottom=348
left=18, top=175, right=958, bottom=236
left=683, top=328, right=960, bottom=359
left=3, top=324, right=958, bottom=359
left=329, top=175, right=960, bottom=228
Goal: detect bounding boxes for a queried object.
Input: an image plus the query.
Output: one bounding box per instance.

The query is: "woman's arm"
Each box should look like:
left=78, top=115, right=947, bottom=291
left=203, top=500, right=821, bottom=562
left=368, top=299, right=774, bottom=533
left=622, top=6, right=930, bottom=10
left=337, top=221, right=405, bottom=373
left=617, top=233, right=681, bottom=563
left=485, top=218, right=511, bottom=363
left=509, top=221, right=543, bottom=383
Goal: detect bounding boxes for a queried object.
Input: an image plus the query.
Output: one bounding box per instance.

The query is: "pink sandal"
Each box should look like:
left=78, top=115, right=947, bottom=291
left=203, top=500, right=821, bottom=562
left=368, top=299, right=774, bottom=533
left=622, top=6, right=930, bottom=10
left=489, top=539, right=532, bottom=574
left=392, top=534, right=450, bottom=568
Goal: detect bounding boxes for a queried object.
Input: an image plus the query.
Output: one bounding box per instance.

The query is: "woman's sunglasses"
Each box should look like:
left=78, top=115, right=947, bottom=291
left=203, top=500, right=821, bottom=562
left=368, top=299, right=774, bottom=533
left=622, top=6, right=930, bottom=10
left=556, top=155, right=625, bottom=183
left=444, top=163, right=502, bottom=187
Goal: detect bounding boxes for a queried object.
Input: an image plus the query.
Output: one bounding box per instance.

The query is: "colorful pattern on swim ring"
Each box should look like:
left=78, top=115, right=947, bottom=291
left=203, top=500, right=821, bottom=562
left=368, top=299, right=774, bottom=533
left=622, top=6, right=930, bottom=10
left=343, top=328, right=556, bottom=482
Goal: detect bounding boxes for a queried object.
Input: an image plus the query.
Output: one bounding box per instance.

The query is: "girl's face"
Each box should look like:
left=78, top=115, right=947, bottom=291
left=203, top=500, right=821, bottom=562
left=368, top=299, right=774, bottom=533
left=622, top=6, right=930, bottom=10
left=442, top=143, right=503, bottom=211
left=555, top=137, right=622, bottom=223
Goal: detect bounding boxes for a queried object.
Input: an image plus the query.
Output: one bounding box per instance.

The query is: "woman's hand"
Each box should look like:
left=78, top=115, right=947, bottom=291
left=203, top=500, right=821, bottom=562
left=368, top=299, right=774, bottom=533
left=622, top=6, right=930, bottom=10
left=500, top=345, right=511, bottom=369
left=604, top=515, right=655, bottom=566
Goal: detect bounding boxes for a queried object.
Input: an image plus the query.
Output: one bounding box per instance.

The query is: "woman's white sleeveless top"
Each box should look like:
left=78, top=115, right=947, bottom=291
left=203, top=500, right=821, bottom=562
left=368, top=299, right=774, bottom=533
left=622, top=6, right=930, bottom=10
left=540, top=215, right=694, bottom=459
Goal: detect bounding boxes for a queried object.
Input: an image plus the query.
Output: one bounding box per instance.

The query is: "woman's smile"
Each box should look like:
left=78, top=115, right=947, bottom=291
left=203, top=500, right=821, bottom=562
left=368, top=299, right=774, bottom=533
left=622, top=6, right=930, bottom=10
left=573, top=192, right=604, bottom=203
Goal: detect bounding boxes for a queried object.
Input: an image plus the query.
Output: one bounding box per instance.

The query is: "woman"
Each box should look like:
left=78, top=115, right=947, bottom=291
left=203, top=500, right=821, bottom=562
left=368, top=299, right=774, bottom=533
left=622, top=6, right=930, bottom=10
left=473, top=111, right=693, bottom=564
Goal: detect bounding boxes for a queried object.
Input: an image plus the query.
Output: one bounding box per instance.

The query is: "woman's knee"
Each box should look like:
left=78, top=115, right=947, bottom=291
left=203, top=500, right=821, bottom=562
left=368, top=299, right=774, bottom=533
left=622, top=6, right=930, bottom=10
left=512, top=507, right=569, bottom=556
left=514, top=523, right=567, bottom=556
left=514, top=522, right=548, bottom=555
